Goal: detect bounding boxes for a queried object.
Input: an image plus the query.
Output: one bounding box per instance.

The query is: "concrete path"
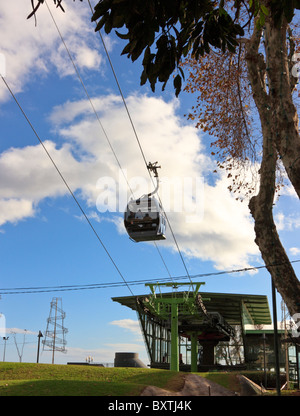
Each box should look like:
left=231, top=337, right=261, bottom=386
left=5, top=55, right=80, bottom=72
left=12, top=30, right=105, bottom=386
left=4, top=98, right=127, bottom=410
left=141, top=374, right=237, bottom=396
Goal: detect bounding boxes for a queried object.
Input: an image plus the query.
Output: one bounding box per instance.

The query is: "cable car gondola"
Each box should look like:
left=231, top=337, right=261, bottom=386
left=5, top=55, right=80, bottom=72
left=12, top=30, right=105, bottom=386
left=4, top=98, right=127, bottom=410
left=124, top=162, right=166, bottom=242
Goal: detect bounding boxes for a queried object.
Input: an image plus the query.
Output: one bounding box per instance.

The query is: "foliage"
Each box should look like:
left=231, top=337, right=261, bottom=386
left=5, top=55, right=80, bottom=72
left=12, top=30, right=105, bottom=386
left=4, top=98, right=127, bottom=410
left=91, top=0, right=300, bottom=95
left=27, top=1, right=300, bottom=96
left=27, top=0, right=82, bottom=20
left=91, top=0, right=245, bottom=96
left=182, top=4, right=300, bottom=199
left=182, top=46, right=258, bottom=198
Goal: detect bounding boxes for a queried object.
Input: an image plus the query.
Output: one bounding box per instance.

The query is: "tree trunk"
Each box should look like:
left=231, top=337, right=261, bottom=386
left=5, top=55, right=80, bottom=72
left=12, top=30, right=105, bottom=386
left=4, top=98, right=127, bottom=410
left=245, top=17, right=300, bottom=318
left=264, top=16, right=300, bottom=199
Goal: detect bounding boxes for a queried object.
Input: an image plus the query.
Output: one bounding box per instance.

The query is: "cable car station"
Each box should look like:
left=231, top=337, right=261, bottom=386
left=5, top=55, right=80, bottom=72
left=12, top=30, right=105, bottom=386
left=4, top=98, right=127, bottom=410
left=112, top=282, right=272, bottom=372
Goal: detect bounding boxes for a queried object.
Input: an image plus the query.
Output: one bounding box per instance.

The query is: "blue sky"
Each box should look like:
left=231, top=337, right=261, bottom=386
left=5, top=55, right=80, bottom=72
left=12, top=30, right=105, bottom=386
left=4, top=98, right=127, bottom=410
left=0, top=0, right=299, bottom=366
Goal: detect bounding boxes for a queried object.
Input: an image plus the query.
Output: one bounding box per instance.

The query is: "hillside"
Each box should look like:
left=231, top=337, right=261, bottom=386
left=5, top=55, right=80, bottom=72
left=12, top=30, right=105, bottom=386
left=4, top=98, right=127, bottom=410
left=0, top=362, right=184, bottom=396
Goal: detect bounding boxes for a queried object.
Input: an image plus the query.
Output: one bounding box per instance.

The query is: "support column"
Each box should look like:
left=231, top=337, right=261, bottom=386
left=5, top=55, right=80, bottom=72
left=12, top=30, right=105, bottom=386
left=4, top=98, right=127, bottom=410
left=170, top=301, right=179, bottom=371
left=201, top=341, right=218, bottom=366
left=190, top=332, right=198, bottom=372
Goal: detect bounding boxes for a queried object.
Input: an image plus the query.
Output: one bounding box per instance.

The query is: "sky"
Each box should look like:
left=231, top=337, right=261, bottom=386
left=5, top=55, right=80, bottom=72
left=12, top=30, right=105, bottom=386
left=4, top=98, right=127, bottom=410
left=0, top=0, right=299, bottom=366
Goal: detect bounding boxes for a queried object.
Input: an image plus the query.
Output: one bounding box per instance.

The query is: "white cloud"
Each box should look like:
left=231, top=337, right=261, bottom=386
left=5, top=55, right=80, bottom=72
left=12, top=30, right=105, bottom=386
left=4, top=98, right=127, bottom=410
left=0, top=0, right=102, bottom=101
left=105, top=343, right=145, bottom=352
left=0, top=140, right=98, bottom=226
left=281, top=183, right=299, bottom=199
left=0, top=198, right=35, bottom=226
left=275, top=212, right=300, bottom=231
left=41, top=346, right=118, bottom=364
left=49, top=93, right=211, bottom=209
left=290, top=247, right=300, bottom=256
left=110, top=319, right=143, bottom=342
left=7, top=328, right=36, bottom=335
left=0, top=93, right=259, bottom=269
left=163, top=175, right=259, bottom=270
left=110, top=319, right=141, bottom=334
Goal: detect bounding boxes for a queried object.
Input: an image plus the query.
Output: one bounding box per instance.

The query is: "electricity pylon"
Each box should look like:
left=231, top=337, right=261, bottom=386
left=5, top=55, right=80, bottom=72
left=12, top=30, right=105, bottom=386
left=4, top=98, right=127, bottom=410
left=42, top=297, right=68, bottom=364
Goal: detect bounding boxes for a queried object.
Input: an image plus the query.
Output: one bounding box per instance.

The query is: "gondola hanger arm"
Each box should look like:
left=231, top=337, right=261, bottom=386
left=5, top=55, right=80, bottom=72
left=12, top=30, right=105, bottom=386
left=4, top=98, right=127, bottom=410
left=147, top=162, right=161, bottom=196
left=147, top=162, right=161, bottom=178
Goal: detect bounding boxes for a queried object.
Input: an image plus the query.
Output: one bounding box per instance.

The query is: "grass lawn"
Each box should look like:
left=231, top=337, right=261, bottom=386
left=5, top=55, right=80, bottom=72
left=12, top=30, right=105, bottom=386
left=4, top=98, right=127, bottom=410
left=1, top=363, right=299, bottom=396
left=200, top=371, right=242, bottom=393
left=0, top=362, right=185, bottom=396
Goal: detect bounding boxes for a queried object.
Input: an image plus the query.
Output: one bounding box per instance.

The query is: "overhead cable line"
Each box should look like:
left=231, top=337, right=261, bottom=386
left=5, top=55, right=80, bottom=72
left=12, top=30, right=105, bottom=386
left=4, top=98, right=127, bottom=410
left=87, top=0, right=193, bottom=289
left=87, top=0, right=148, bottom=167
left=45, top=0, right=135, bottom=198
left=46, top=0, right=172, bottom=280
left=0, top=74, right=134, bottom=296
left=1, top=259, right=299, bottom=295
left=0, top=277, right=175, bottom=295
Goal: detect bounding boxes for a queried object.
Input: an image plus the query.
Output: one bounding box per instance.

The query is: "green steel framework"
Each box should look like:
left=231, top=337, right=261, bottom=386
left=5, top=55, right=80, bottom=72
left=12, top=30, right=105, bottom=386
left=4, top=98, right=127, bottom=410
left=112, top=285, right=272, bottom=372
left=142, top=282, right=208, bottom=371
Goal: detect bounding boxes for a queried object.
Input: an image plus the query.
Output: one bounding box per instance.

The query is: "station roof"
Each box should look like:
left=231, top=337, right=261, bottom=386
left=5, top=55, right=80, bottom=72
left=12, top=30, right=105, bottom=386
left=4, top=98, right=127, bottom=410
left=112, top=291, right=272, bottom=326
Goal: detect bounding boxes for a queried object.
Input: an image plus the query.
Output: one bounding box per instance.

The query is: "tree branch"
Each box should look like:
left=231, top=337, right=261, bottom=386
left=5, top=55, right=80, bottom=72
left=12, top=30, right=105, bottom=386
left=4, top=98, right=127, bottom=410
left=245, top=20, right=270, bottom=113
left=264, top=16, right=300, bottom=199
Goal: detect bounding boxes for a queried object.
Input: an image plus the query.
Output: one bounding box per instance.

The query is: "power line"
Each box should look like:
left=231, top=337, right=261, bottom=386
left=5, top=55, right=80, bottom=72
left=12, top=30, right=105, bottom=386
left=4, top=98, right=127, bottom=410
left=87, top=0, right=148, bottom=168
left=45, top=0, right=192, bottom=290
left=0, top=277, right=179, bottom=295
left=0, top=74, right=134, bottom=296
left=46, top=0, right=173, bottom=280
left=45, top=0, right=135, bottom=199
left=1, top=259, right=299, bottom=295
left=88, top=0, right=195, bottom=290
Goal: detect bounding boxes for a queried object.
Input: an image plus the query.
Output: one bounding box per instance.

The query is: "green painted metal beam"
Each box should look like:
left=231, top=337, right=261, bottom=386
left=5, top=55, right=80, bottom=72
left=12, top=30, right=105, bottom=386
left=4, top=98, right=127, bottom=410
left=144, top=282, right=206, bottom=371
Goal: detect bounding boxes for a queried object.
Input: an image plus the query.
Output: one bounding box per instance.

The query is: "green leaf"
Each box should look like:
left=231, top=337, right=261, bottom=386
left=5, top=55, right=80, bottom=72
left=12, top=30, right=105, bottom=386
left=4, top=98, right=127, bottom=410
left=104, top=18, right=113, bottom=34
left=94, top=12, right=109, bottom=32
left=173, top=74, right=182, bottom=97
left=260, top=4, right=269, bottom=16
left=115, top=30, right=130, bottom=40
left=112, top=14, right=125, bottom=28
left=142, top=46, right=151, bottom=66
left=92, top=1, right=109, bottom=22
left=131, top=40, right=146, bottom=62
left=140, top=69, right=148, bottom=86
left=121, top=41, right=136, bottom=57
left=178, top=66, right=185, bottom=81
left=91, top=0, right=246, bottom=97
